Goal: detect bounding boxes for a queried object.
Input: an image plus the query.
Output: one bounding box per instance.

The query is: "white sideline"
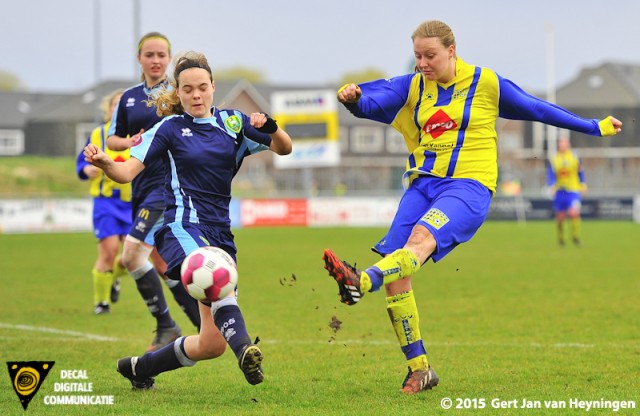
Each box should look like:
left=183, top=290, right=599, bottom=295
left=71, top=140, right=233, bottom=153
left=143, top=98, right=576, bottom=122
left=0, top=322, right=118, bottom=342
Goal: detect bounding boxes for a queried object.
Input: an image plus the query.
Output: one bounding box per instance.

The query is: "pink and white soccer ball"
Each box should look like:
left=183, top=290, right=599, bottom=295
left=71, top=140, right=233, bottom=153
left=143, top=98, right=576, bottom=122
left=180, top=247, right=238, bottom=302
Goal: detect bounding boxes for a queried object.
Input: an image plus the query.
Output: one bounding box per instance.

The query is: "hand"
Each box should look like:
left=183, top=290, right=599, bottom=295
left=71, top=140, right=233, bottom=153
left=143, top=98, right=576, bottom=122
left=129, top=128, right=145, bottom=147
left=83, top=143, right=110, bottom=168
left=250, top=112, right=278, bottom=134
left=609, top=116, right=622, bottom=133
left=337, top=84, right=362, bottom=104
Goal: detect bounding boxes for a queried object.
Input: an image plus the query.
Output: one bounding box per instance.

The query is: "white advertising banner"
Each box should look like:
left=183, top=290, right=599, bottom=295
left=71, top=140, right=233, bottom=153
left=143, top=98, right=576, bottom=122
left=0, top=199, right=92, bottom=234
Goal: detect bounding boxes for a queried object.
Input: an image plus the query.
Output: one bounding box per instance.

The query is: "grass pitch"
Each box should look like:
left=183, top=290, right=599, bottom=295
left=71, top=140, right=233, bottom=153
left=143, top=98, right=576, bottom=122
left=0, top=222, right=638, bottom=415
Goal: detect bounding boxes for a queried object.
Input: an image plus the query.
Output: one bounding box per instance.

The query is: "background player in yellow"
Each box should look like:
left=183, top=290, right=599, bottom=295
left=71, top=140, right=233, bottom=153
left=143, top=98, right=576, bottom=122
left=76, top=89, right=131, bottom=314
left=323, top=19, right=622, bottom=394
left=547, top=136, right=587, bottom=246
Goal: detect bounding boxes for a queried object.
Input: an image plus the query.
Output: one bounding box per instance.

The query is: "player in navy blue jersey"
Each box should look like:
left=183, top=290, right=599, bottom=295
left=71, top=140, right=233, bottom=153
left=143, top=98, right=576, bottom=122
left=84, top=51, right=292, bottom=388
left=107, top=32, right=201, bottom=351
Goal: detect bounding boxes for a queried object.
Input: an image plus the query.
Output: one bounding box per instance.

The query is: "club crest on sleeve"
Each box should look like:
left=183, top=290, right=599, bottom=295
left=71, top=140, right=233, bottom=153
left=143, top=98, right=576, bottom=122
left=224, top=115, right=242, bottom=134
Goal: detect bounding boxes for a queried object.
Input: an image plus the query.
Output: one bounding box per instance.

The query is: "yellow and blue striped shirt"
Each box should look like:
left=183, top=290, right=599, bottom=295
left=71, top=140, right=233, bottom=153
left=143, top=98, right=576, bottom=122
left=76, top=121, right=132, bottom=201
left=342, top=57, right=616, bottom=193
left=547, top=150, right=585, bottom=192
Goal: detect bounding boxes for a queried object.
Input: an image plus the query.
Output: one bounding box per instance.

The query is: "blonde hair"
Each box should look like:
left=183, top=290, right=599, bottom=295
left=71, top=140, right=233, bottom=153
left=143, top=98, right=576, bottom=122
left=99, top=89, right=123, bottom=123
left=412, top=20, right=456, bottom=50
left=150, top=51, right=214, bottom=117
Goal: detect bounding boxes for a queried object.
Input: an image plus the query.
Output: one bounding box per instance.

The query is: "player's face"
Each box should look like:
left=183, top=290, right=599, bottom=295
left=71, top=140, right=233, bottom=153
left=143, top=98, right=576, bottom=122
left=137, top=39, right=171, bottom=86
left=413, top=36, right=455, bottom=83
left=176, top=68, right=215, bottom=118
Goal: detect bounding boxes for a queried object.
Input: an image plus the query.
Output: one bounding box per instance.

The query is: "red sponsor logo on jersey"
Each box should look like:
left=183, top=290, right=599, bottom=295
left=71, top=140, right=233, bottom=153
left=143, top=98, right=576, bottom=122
left=422, top=109, right=457, bottom=139
left=113, top=155, right=126, bottom=162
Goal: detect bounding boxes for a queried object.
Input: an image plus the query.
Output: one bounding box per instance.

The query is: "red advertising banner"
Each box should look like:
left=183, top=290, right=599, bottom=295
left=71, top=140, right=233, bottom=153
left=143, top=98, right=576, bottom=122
left=240, top=199, right=308, bottom=227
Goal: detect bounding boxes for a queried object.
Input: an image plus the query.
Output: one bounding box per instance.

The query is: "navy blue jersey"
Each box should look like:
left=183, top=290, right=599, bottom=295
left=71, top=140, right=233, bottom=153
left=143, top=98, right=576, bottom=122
left=108, top=81, right=168, bottom=206
left=130, top=108, right=272, bottom=226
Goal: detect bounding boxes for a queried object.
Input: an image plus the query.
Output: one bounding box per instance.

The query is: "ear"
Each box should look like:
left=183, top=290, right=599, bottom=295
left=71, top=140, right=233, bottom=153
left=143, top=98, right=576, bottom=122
left=212, top=80, right=216, bottom=93
left=448, top=45, right=456, bottom=59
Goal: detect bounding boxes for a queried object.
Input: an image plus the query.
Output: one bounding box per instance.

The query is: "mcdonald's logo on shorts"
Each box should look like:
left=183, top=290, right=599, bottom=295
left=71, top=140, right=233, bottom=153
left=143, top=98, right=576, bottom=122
left=138, top=208, right=150, bottom=220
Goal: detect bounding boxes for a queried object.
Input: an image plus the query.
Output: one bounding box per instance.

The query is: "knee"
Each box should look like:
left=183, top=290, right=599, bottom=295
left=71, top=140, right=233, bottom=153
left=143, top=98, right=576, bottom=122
left=198, top=338, right=226, bottom=359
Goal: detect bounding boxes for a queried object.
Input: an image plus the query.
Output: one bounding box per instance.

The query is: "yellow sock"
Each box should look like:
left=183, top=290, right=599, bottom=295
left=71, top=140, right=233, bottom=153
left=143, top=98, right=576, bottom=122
left=571, top=217, right=581, bottom=240
left=364, top=249, right=420, bottom=292
left=386, top=290, right=428, bottom=371
left=113, top=254, right=127, bottom=279
left=92, top=269, right=113, bottom=305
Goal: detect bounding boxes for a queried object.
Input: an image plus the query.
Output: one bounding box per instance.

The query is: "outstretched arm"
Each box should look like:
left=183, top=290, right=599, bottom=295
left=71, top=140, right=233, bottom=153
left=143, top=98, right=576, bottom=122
left=498, top=76, right=622, bottom=136
left=83, top=143, right=144, bottom=184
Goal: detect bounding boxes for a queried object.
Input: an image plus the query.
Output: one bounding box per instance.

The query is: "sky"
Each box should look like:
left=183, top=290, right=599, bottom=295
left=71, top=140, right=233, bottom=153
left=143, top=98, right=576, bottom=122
left=1, top=0, right=638, bottom=94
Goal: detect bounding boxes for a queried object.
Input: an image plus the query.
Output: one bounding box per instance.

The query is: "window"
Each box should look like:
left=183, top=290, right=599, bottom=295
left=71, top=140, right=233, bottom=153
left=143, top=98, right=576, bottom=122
left=0, top=130, right=24, bottom=155
left=386, top=128, right=406, bottom=154
left=350, top=126, right=384, bottom=153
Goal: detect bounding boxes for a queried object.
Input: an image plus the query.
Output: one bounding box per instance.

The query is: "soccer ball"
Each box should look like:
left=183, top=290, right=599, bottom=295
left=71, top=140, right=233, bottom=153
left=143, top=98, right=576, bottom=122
left=180, top=246, right=238, bottom=302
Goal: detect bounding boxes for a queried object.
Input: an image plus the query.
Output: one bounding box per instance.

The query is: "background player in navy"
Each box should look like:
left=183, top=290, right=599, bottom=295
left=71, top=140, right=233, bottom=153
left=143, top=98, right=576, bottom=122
left=76, top=89, right=130, bottom=315
left=323, top=20, right=622, bottom=394
left=84, top=51, right=292, bottom=388
left=107, top=32, right=200, bottom=350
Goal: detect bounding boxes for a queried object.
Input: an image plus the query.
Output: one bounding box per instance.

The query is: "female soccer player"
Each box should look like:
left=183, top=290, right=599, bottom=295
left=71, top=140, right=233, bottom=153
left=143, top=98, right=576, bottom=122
left=107, top=32, right=201, bottom=350
left=323, top=20, right=622, bottom=394
left=547, top=136, right=587, bottom=246
left=76, top=89, right=130, bottom=315
left=84, top=51, right=292, bottom=388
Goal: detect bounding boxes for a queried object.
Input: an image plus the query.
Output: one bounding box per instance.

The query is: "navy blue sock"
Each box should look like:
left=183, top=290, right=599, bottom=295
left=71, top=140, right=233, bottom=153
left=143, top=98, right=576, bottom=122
left=133, top=267, right=174, bottom=328
left=136, top=337, right=195, bottom=377
left=213, top=304, right=251, bottom=359
left=165, top=279, right=201, bottom=330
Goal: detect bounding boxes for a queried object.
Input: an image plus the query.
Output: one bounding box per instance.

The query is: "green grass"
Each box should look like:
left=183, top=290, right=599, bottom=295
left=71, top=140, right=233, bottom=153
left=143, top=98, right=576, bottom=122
left=0, top=156, right=85, bottom=198
left=0, top=222, right=639, bottom=415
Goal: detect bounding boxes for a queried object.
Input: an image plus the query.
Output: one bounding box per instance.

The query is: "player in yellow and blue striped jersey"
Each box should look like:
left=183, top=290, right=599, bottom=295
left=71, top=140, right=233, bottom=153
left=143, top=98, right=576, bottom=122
left=323, top=20, right=622, bottom=394
left=547, top=136, right=586, bottom=246
left=76, top=89, right=131, bottom=315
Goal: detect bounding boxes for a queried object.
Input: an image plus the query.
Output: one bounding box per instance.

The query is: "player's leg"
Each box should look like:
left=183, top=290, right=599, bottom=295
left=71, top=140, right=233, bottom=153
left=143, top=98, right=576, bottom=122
left=396, top=181, right=490, bottom=393
left=553, top=192, right=569, bottom=246
left=567, top=195, right=582, bottom=245
left=117, top=301, right=225, bottom=389
left=211, top=295, right=264, bottom=385
left=122, top=236, right=181, bottom=351
left=323, top=177, right=434, bottom=304
left=151, top=246, right=201, bottom=330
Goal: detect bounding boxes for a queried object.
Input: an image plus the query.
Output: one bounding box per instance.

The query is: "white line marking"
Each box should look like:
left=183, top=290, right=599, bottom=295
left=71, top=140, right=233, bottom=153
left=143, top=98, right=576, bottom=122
left=0, top=323, right=118, bottom=342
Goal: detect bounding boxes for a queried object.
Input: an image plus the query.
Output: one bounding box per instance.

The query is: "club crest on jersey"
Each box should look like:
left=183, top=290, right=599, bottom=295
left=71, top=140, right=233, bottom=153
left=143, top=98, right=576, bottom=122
left=423, top=109, right=457, bottom=139
left=421, top=208, right=449, bottom=230
left=224, top=115, right=242, bottom=133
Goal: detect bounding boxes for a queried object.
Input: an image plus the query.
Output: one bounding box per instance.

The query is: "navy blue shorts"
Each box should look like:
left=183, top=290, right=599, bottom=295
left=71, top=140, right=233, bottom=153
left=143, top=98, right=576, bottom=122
left=154, top=222, right=236, bottom=280
left=373, top=176, right=491, bottom=262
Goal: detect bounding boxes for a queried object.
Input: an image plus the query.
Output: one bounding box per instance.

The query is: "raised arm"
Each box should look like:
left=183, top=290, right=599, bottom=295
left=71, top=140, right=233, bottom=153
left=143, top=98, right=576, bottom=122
left=83, top=143, right=144, bottom=184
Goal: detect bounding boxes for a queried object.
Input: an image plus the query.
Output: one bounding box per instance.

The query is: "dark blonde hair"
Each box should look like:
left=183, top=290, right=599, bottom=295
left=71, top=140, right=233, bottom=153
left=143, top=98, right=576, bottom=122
left=151, top=51, right=214, bottom=117
left=99, top=89, right=123, bottom=123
